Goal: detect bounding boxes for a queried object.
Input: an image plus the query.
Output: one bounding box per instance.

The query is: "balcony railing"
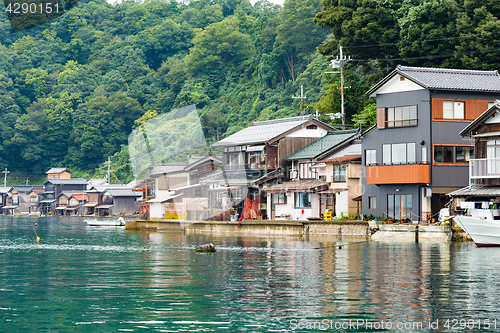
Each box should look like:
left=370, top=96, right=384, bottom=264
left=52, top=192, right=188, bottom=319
left=470, top=158, right=500, bottom=185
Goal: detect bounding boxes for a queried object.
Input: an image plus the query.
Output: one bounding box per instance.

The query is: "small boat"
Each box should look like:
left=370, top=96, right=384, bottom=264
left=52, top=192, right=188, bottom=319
left=454, top=215, right=500, bottom=247
left=85, top=217, right=126, bottom=227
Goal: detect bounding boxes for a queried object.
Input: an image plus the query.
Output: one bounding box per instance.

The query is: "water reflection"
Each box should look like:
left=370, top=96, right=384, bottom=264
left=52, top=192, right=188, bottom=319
left=0, top=216, right=499, bottom=332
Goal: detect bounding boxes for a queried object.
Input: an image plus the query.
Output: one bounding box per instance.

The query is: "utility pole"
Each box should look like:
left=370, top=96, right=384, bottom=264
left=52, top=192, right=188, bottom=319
left=106, top=157, right=111, bottom=183
left=292, top=85, right=307, bottom=116
left=26, top=178, right=29, bottom=186
left=325, top=45, right=350, bottom=126
left=2, top=168, right=9, bottom=187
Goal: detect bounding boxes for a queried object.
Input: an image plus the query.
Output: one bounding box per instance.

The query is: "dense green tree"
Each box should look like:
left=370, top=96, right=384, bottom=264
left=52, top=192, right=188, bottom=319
left=184, top=16, right=255, bottom=78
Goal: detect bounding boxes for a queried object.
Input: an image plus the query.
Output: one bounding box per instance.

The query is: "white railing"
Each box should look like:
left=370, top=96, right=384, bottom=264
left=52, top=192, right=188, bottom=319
left=469, top=158, right=500, bottom=184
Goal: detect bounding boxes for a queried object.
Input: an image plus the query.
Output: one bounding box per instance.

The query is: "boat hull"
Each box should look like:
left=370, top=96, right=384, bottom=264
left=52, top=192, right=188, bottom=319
left=454, top=215, right=500, bottom=247
left=85, top=217, right=125, bottom=227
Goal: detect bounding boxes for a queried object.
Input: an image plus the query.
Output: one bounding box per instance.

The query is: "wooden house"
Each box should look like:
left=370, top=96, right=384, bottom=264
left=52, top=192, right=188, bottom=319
left=449, top=100, right=500, bottom=205
left=0, top=187, right=13, bottom=215
left=265, top=130, right=361, bottom=220
left=28, top=187, right=45, bottom=214
left=46, top=168, right=71, bottom=179
left=204, top=115, right=335, bottom=220
left=98, top=189, right=140, bottom=216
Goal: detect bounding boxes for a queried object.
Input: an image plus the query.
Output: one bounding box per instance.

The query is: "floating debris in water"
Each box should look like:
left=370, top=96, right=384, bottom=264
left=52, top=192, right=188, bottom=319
left=194, top=243, right=216, bottom=253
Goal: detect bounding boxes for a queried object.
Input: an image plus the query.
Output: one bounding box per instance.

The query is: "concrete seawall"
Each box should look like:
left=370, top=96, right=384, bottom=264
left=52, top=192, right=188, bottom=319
left=371, top=224, right=452, bottom=242
left=126, top=219, right=371, bottom=237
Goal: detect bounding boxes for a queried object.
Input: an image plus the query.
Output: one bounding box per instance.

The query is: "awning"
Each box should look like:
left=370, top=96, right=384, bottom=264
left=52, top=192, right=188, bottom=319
left=473, top=131, right=500, bottom=138
left=208, top=186, right=240, bottom=192
left=266, top=180, right=329, bottom=192
left=147, top=193, right=183, bottom=203
left=448, top=185, right=500, bottom=197
left=172, top=183, right=202, bottom=191
left=40, top=199, right=56, bottom=203
left=1, top=205, right=18, bottom=209
left=84, top=203, right=98, bottom=207
left=65, top=206, right=79, bottom=210
left=246, top=145, right=265, bottom=152
left=95, top=205, right=113, bottom=209
left=318, top=188, right=347, bottom=194
left=55, top=207, right=67, bottom=210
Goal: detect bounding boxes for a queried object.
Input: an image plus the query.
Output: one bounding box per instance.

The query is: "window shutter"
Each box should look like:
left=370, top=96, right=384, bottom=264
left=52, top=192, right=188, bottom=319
left=377, top=108, right=385, bottom=129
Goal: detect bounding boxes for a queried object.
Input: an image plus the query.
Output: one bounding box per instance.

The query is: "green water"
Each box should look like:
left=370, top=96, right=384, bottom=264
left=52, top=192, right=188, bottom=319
left=0, top=216, right=499, bottom=332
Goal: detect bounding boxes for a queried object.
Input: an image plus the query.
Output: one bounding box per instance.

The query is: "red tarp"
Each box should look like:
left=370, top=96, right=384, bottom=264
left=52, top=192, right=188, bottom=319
left=239, top=197, right=259, bottom=226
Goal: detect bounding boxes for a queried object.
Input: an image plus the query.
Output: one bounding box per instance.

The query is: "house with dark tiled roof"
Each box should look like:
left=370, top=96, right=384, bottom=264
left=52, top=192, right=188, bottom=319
left=363, top=65, right=500, bottom=222
left=266, top=130, right=361, bottom=220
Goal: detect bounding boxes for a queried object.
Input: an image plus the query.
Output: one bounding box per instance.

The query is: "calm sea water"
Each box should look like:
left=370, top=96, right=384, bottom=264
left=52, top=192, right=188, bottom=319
left=0, top=216, right=499, bottom=332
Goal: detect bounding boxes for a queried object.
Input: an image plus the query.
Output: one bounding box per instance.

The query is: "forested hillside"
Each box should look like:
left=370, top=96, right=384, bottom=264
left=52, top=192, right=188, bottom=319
left=0, top=0, right=337, bottom=183
left=2, top=0, right=500, bottom=184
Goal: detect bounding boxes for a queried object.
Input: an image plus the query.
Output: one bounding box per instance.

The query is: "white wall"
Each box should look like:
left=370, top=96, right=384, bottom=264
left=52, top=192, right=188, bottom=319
left=335, top=190, right=349, bottom=218
left=370, top=74, right=425, bottom=97
left=150, top=202, right=165, bottom=219
left=286, top=127, right=328, bottom=138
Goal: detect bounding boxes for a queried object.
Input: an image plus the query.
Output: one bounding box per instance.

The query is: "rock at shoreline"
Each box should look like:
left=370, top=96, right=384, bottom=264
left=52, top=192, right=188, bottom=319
left=194, top=243, right=216, bottom=253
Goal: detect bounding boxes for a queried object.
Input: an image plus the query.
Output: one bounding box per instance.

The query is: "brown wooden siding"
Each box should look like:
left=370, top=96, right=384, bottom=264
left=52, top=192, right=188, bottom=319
left=266, top=145, right=277, bottom=169
left=277, top=137, right=317, bottom=169
left=433, top=98, right=493, bottom=121
left=377, top=108, right=385, bottom=129
left=366, top=164, right=430, bottom=184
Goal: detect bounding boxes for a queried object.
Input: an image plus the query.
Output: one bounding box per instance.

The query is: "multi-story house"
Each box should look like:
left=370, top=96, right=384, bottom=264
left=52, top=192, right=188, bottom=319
left=266, top=130, right=360, bottom=220
left=205, top=115, right=335, bottom=220
left=363, top=66, right=500, bottom=222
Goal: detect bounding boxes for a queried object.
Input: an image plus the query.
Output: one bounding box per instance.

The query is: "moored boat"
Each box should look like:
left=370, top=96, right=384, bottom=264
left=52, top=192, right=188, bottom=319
left=85, top=217, right=125, bottom=227
left=454, top=215, right=500, bottom=247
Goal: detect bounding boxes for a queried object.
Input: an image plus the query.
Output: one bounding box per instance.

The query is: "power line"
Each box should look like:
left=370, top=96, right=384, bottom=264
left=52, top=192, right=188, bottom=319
left=342, top=30, right=500, bottom=50
left=347, top=47, right=500, bottom=63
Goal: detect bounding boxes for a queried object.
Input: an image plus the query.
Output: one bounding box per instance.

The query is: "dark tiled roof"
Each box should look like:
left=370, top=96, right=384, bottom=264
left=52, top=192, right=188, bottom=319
left=368, top=65, right=500, bottom=96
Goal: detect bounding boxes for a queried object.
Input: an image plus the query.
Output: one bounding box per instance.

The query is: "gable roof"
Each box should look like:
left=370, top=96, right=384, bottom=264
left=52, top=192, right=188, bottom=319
left=367, top=65, right=500, bottom=97
left=184, top=154, right=222, bottom=171
left=103, top=189, right=140, bottom=197
left=0, top=187, right=11, bottom=194
left=46, top=168, right=69, bottom=174
left=459, top=100, right=500, bottom=136
left=44, top=178, right=88, bottom=185
left=284, top=130, right=359, bottom=161
left=211, top=115, right=334, bottom=148
left=144, top=164, right=188, bottom=178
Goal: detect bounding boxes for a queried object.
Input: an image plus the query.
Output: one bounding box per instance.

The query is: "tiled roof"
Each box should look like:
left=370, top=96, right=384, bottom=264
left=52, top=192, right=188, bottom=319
left=266, top=179, right=329, bottom=192
left=44, top=178, right=88, bottom=185
left=284, top=130, right=358, bottom=161
left=145, top=164, right=187, bottom=178
left=46, top=168, right=69, bottom=174
left=322, top=155, right=362, bottom=163
left=103, top=189, right=140, bottom=197
left=367, top=65, right=500, bottom=96
left=211, top=115, right=332, bottom=147
left=448, top=185, right=500, bottom=197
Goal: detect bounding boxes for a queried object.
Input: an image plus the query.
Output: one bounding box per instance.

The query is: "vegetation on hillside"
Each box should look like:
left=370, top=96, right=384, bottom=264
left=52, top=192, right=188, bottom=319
left=1, top=0, right=500, bottom=184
